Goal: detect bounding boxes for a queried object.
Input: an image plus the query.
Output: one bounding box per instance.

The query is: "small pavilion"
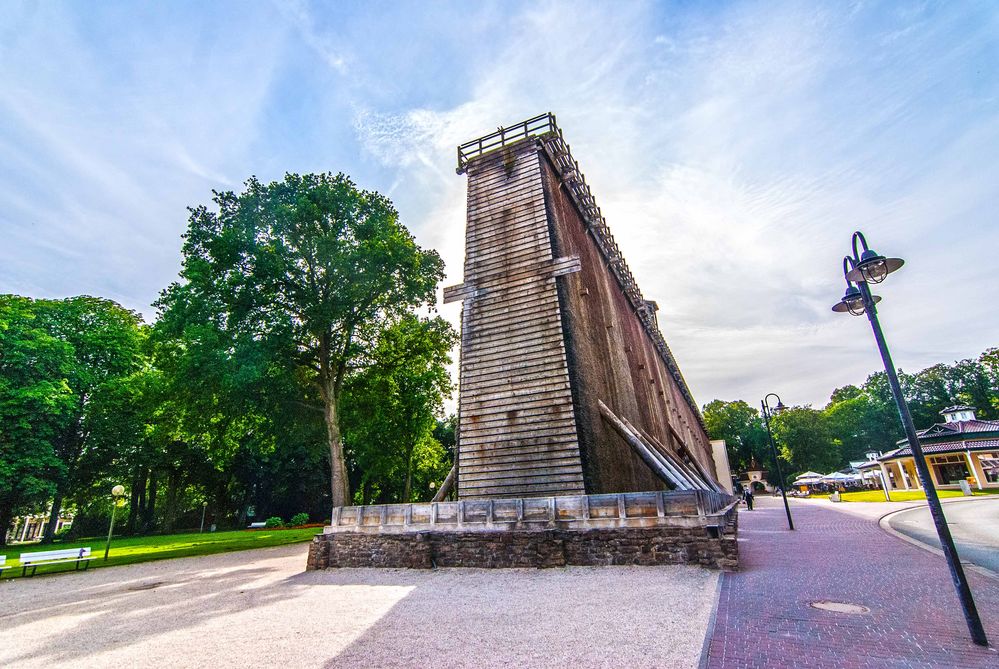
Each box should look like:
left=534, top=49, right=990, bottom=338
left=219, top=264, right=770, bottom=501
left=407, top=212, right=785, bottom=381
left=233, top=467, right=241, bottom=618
left=876, top=406, right=999, bottom=492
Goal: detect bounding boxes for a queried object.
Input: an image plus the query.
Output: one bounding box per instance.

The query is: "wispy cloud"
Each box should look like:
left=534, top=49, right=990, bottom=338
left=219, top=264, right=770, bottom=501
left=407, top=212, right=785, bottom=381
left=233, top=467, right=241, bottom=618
left=2, top=0, right=997, bottom=409
left=273, top=0, right=349, bottom=74
left=349, top=0, right=999, bottom=407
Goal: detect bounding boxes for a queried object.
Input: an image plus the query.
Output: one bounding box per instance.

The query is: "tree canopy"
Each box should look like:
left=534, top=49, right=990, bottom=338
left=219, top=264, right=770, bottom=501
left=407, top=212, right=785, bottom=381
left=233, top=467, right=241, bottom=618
left=2, top=172, right=456, bottom=544
left=342, top=314, right=456, bottom=504
left=0, top=296, right=74, bottom=542
left=5, top=167, right=997, bottom=543
left=701, top=399, right=767, bottom=472
left=704, top=349, right=999, bottom=479
left=157, top=173, right=446, bottom=507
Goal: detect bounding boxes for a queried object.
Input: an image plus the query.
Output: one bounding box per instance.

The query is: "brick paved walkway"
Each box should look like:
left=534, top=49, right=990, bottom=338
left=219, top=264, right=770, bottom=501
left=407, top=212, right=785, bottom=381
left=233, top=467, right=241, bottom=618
left=702, top=497, right=999, bottom=668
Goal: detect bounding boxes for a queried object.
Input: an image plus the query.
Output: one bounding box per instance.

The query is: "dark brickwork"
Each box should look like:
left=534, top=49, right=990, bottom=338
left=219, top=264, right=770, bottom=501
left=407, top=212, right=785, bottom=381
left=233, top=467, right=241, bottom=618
left=308, top=508, right=737, bottom=572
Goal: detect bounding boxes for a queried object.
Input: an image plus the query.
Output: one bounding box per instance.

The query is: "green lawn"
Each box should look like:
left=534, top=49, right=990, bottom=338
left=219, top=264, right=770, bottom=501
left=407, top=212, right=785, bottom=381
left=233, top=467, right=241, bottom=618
left=832, top=489, right=999, bottom=503
left=1, top=527, right=320, bottom=579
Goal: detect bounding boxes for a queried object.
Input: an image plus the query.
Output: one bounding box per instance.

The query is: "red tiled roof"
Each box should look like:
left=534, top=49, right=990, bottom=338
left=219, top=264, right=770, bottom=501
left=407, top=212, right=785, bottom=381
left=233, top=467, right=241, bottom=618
left=916, top=419, right=999, bottom=438
left=883, top=438, right=999, bottom=459
left=957, top=420, right=999, bottom=433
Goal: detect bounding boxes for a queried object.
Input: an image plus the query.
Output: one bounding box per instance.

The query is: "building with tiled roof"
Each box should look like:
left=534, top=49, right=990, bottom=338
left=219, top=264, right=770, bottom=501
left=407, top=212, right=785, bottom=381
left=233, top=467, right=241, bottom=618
left=877, top=406, right=999, bottom=491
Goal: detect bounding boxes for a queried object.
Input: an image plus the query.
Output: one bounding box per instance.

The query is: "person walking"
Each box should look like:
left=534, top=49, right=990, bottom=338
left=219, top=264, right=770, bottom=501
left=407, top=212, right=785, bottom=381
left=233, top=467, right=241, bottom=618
left=743, top=486, right=755, bottom=511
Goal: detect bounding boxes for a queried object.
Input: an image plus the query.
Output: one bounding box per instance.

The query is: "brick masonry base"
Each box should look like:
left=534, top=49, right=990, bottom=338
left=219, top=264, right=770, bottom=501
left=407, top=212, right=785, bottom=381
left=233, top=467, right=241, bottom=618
left=307, top=516, right=738, bottom=571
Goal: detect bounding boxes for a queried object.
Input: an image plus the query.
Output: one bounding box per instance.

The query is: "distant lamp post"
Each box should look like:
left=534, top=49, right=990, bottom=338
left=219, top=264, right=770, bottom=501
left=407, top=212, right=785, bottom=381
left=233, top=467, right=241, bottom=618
left=200, top=501, right=208, bottom=533
left=761, top=394, right=794, bottom=530
left=832, top=231, right=987, bottom=647
left=104, top=484, right=126, bottom=561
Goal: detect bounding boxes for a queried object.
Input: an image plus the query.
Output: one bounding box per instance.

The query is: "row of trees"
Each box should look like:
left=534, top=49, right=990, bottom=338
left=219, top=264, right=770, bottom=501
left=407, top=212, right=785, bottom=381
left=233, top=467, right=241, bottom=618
left=703, top=347, right=999, bottom=479
left=1, top=173, right=457, bottom=545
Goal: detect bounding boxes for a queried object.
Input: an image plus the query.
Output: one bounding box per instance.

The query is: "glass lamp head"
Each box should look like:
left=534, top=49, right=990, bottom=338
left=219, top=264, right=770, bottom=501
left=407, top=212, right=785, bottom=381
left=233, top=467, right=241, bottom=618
left=846, top=249, right=904, bottom=284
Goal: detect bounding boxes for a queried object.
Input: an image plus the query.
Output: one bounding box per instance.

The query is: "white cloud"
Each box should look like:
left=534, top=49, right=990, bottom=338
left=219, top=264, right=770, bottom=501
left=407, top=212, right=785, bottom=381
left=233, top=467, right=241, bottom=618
left=349, top=0, right=999, bottom=408
left=3, top=0, right=997, bottom=411
left=273, top=0, right=349, bottom=74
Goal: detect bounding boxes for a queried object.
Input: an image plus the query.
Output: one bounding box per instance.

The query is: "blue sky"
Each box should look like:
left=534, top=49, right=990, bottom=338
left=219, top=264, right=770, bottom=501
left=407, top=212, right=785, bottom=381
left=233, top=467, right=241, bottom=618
left=2, top=0, right=997, bottom=409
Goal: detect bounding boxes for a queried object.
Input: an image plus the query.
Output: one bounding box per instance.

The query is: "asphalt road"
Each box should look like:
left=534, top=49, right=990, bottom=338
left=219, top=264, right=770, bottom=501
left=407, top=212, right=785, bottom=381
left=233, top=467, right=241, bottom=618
left=887, top=498, right=999, bottom=575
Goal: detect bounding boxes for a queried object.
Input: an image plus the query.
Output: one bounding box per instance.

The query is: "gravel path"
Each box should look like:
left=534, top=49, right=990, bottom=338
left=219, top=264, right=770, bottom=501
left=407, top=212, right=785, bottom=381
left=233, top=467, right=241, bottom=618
left=0, top=542, right=719, bottom=668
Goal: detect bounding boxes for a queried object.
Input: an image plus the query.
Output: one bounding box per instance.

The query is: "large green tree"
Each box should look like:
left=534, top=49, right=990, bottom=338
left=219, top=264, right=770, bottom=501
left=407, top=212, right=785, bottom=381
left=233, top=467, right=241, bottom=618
left=24, top=297, right=145, bottom=542
left=158, top=173, right=445, bottom=506
left=0, top=296, right=74, bottom=544
left=823, top=383, right=901, bottom=462
left=342, top=315, right=456, bottom=503
left=980, top=348, right=999, bottom=414
left=771, top=406, right=840, bottom=475
left=702, top=399, right=768, bottom=473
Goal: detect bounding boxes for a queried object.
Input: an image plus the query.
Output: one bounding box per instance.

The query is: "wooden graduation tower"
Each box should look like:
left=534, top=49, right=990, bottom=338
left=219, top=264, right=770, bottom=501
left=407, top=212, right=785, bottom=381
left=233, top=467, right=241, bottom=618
left=306, top=114, right=738, bottom=573
left=445, top=113, right=720, bottom=500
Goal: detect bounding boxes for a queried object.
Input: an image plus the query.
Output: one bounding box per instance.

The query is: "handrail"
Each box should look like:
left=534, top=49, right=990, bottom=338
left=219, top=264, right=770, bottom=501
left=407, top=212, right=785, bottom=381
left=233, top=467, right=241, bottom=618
left=457, top=112, right=557, bottom=173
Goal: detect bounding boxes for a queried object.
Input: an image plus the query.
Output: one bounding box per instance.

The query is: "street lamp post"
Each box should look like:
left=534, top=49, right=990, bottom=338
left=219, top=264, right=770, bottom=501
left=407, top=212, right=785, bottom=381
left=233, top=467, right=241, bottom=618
left=104, top=484, right=126, bottom=561
left=200, top=501, right=208, bottom=533
left=761, top=394, right=794, bottom=530
left=832, top=231, right=987, bottom=647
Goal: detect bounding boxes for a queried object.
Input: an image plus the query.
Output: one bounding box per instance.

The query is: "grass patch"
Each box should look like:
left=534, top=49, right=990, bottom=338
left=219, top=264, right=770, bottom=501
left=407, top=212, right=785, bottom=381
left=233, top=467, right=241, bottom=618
left=1, top=527, right=319, bottom=579
left=839, top=489, right=999, bottom=503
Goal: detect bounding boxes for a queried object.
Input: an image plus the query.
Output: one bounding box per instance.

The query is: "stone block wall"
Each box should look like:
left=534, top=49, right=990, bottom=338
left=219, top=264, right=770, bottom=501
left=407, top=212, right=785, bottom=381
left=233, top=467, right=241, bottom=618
left=307, top=503, right=738, bottom=571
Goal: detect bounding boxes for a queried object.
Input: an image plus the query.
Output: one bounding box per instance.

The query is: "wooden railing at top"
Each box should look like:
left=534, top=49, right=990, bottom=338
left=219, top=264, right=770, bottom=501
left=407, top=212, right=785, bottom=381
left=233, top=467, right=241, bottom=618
left=456, top=112, right=557, bottom=173
left=455, top=113, right=705, bottom=431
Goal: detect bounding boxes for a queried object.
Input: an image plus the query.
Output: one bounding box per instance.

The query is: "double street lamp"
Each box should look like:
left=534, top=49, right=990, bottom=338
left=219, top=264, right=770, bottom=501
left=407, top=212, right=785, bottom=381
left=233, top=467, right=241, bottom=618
left=832, top=231, right=987, bottom=647
left=761, top=394, right=793, bottom=531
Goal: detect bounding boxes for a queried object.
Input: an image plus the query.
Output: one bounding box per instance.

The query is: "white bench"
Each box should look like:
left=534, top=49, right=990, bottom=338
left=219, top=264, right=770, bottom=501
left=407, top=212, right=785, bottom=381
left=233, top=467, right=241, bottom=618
left=0, top=555, right=9, bottom=578
left=19, top=547, right=93, bottom=577
left=247, top=522, right=266, bottom=529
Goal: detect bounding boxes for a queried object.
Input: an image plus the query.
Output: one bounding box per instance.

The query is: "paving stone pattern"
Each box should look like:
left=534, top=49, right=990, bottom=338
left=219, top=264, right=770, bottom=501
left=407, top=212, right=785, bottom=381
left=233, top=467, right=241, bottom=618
left=702, top=497, right=999, bottom=668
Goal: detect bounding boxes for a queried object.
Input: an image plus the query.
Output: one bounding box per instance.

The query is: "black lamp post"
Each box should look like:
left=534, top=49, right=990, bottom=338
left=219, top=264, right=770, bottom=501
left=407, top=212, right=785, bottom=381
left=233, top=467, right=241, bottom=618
left=832, top=231, right=987, bottom=647
left=761, top=393, right=794, bottom=530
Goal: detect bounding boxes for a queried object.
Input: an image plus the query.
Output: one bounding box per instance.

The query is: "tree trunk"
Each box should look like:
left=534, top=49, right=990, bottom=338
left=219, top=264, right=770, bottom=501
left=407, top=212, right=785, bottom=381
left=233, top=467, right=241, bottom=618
left=163, top=469, right=181, bottom=532
left=324, top=394, right=351, bottom=507
left=45, top=418, right=85, bottom=543
left=126, top=471, right=143, bottom=534
left=41, top=492, right=65, bottom=543
left=403, top=442, right=416, bottom=502
left=135, top=469, right=148, bottom=532
left=142, top=473, right=158, bottom=533
left=0, top=502, right=14, bottom=547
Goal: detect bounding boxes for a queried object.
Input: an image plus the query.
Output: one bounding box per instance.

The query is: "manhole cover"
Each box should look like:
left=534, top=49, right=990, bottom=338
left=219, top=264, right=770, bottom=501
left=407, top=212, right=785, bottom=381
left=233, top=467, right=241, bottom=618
left=127, top=581, right=165, bottom=591
left=809, top=601, right=870, bottom=614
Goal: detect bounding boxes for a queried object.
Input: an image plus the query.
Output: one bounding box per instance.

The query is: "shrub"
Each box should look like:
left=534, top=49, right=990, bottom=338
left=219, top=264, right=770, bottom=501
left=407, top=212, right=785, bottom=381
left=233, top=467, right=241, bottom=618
left=264, top=516, right=284, bottom=528
left=290, top=512, right=310, bottom=527
left=54, top=526, right=74, bottom=541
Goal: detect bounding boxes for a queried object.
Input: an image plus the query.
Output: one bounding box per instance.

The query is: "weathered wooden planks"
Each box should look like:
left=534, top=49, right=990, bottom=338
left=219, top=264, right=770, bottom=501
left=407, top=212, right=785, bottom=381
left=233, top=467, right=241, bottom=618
left=449, top=117, right=720, bottom=500
left=452, top=141, right=586, bottom=499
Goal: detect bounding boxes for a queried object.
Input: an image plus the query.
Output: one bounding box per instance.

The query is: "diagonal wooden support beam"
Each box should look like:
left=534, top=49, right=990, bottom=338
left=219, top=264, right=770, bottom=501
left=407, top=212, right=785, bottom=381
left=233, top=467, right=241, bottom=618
left=597, top=400, right=695, bottom=491
left=432, top=463, right=457, bottom=502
